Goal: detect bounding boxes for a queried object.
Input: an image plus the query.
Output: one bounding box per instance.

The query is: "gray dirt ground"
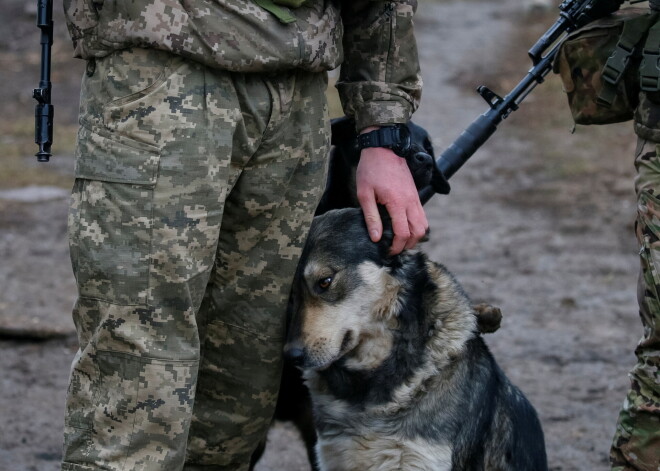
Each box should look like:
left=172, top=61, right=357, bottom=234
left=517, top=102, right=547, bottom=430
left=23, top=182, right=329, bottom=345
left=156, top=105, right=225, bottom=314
left=0, top=1, right=645, bottom=470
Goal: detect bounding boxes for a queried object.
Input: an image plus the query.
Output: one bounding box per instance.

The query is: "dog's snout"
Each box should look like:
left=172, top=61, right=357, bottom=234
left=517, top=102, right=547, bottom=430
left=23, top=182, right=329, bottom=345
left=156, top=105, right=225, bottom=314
left=283, top=341, right=306, bottom=366
left=287, top=347, right=305, bottom=365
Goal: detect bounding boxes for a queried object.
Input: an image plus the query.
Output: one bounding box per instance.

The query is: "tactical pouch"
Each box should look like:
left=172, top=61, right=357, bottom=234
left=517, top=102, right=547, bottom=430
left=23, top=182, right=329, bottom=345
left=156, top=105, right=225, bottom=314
left=553, top=8, right=655, bottom=125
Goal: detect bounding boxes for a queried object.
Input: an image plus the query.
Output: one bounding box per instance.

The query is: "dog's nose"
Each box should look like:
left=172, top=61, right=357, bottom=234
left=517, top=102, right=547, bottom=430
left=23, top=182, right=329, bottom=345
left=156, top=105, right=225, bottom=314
left=283, top=342, right=306, bottom=366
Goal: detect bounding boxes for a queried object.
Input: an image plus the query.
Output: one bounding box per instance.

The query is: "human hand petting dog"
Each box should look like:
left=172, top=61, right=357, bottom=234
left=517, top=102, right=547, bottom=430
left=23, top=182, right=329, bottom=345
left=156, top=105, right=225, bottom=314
left=356, top=127, right=428, bottom=255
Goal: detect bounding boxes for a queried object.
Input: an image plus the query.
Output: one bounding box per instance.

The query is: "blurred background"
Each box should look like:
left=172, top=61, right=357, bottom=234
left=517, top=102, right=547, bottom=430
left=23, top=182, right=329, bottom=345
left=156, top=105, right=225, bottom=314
left=0, top=0, right=644, bottom=470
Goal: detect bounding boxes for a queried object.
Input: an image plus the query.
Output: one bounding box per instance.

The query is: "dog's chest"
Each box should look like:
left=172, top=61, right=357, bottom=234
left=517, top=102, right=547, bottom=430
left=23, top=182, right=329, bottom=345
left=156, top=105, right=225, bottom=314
left=316, top=434, right=452, bottom=471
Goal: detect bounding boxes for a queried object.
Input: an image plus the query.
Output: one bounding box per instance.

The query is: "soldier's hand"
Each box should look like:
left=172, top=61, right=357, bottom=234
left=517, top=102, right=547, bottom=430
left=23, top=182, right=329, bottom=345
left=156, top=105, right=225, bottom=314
left=356, top=141, right=428, bottom=255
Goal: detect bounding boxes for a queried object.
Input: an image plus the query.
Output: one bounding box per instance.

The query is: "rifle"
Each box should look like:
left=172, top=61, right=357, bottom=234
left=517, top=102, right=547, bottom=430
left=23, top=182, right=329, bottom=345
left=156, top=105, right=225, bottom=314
left=33, top=0, right=54, bottom=162
left=419, top=0, right=628, bottom=204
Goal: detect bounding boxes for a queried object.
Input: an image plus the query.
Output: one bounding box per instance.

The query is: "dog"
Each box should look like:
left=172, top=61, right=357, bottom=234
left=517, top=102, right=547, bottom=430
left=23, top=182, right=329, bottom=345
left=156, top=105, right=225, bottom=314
left=283, top=207, right=548, bottom=471
left=250, top=119, right=502, bottom=470
left=249, top=117, right=439, bottom=471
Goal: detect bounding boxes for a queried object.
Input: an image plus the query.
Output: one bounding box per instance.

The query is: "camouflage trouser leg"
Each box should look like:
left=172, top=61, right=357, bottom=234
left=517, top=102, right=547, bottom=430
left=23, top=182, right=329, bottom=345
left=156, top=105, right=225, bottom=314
left=182, top=69, right=330, bottom=470
left=61, top=48, right=329, bottom=471
left=610, top=134, right=660, bottom=471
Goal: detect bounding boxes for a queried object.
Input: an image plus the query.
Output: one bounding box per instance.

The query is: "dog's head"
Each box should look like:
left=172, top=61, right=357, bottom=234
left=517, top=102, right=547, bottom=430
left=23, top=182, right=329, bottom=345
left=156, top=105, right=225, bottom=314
left=284, top=208, right=406, bottom=370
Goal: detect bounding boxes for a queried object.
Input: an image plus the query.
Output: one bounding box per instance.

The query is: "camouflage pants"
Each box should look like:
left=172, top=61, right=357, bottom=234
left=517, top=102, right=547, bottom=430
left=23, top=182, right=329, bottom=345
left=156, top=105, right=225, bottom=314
left=61, top=48, right=329, bottom=471
left=610, top=95, right=660, bottom=471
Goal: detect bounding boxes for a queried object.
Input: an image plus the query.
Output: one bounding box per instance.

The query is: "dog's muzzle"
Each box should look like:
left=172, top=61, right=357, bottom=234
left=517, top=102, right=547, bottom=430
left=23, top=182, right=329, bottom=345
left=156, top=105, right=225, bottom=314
left=283, top=341, right=306, bottom=367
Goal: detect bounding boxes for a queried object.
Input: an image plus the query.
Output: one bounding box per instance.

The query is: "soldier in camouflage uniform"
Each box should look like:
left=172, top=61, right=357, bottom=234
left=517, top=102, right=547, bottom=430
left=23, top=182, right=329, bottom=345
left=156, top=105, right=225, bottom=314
left=610, top=88, right=660, bottom=471
left=554, top=5, right=660, bottom=468
left=60, top=1, right=427, bottom=470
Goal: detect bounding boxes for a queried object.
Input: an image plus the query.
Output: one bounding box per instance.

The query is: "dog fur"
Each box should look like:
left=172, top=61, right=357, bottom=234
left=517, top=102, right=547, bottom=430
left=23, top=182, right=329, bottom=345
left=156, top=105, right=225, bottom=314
left=284, top=208, right=548, bottom=471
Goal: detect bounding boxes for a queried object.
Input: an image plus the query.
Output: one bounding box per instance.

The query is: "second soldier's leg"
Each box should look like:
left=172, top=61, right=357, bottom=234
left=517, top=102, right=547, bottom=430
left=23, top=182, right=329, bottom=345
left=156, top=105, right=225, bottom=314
left=610, top=135, right=660, bottom=471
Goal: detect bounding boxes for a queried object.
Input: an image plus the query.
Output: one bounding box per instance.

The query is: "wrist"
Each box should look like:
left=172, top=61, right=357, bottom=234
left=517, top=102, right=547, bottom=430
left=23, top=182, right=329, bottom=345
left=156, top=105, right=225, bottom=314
left=360, top=126, right=380, bottom=134
left=357, top=124, right=411, bottom=157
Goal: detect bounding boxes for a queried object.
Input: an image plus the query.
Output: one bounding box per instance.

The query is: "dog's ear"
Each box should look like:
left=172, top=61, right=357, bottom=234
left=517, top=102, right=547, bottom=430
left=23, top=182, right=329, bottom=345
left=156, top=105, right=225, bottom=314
left=473, top=303, right=502, bottom=334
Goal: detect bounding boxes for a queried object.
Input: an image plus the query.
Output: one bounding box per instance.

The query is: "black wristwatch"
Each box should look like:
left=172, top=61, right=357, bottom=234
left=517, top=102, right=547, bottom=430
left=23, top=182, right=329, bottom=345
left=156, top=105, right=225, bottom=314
left=356, top=124, right=412, bottom=157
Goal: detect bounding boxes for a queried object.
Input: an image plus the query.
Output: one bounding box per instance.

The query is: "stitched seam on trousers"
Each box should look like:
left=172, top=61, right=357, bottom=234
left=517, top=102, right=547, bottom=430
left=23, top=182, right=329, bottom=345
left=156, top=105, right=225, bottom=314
left=61, top=462, right=96, bottom=471
left=211, top=319, right=283, bottom=341
left=78, top=294, right=154, bottom=308
left=76, top=294, right=144, bottom=308
left=71, top=179, right=85, bottom=291
left=146, top=188, right=155, bottom=309
left=121, top=369, right=141, bottom=471
left=96, top=349, right=200, bottom=363
left=66, top=424, right=92, bottom=430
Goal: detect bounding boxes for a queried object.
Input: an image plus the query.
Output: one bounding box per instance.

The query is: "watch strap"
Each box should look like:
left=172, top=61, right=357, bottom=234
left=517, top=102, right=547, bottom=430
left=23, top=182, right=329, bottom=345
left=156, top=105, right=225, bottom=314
left=357, top=125, right=405, bottom=150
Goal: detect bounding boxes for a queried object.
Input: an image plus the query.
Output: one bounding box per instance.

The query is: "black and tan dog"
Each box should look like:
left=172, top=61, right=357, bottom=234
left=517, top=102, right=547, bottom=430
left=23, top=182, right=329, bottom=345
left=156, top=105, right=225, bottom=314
left=250, top=117, right=439, bottom=470
left=283, top=208, right=548, bottom=471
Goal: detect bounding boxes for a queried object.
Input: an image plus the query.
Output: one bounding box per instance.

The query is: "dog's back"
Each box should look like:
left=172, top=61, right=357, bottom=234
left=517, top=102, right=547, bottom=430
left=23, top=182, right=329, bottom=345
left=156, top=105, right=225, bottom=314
left=443, top=335, right=547, bottom=470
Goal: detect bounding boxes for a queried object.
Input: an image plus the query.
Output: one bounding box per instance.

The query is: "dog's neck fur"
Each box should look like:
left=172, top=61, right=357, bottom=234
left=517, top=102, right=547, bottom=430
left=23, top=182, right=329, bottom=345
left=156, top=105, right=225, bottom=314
left=380, top=258, right=478, bottom=414
left=309, top=252, right=477, bottom=411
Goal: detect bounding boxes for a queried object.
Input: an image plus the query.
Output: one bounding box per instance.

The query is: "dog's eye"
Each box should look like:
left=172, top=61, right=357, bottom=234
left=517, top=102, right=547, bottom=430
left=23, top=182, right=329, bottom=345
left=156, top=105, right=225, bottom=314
left=317, top=276, right=333, bottom=290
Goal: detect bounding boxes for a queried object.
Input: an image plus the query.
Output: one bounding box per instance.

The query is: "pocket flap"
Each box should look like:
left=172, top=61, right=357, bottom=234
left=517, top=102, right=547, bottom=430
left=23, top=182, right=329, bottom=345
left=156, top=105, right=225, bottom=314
left=75, top=123, right=160, bottom=186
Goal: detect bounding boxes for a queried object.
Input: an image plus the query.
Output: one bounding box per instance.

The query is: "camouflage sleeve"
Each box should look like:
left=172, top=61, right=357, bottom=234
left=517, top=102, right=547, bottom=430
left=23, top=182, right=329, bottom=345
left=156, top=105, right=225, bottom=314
left=337, top=0, right=422, bottom=131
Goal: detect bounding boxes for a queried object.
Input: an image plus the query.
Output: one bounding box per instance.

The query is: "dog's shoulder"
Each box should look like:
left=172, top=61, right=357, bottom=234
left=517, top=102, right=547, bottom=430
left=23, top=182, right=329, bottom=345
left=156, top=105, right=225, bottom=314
left=415, top=256, right=479, bottom=352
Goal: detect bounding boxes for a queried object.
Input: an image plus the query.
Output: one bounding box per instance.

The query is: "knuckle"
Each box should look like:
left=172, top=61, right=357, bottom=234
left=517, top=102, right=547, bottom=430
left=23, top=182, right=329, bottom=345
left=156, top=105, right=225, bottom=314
left=357, top=190, right=371, bottom=203
left=396, top=228, right=411, bottom=239
left=380, top=187, right=398, bottom=199
left=412, top=227, right=426, bottom=239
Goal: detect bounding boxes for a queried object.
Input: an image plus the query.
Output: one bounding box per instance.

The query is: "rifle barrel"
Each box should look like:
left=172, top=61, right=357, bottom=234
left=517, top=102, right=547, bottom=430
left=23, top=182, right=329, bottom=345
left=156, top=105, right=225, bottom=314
left=418, top=0, right=609, bottom=206
left=419, top=47, right=557, bottom=206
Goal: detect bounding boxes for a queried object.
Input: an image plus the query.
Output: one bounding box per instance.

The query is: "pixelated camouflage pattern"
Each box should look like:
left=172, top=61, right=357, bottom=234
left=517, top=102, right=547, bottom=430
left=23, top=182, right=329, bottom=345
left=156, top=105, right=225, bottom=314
left=553, top=10, right=645, bottom=125
left=62, top=0, right=422, bottom=129
left=335, top=0, right=421, bottom=130
left=63, top=47, right=329, bottom=470
left=609, top=106, right=660, bottom=470
left=635, top=90, right=660, bottom=142
left=62, top=0, right=342, bottom=73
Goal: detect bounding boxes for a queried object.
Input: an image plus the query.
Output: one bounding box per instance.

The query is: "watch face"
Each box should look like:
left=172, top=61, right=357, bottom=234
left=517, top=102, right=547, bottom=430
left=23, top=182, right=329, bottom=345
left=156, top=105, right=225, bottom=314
left=393, top=124, right=412, bottom=156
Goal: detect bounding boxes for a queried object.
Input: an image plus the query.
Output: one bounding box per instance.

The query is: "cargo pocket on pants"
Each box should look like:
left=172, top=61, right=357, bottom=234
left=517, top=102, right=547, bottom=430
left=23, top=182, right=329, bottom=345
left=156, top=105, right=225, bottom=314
left=64, top=349, right=197, bottom=468
left=635, top=190, right=660, bottom=355
left=69, top=124, right=160, bottom=306
left=637, top=191, right=660, bottom=301
left=69, top=48, right=189, bottom=306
